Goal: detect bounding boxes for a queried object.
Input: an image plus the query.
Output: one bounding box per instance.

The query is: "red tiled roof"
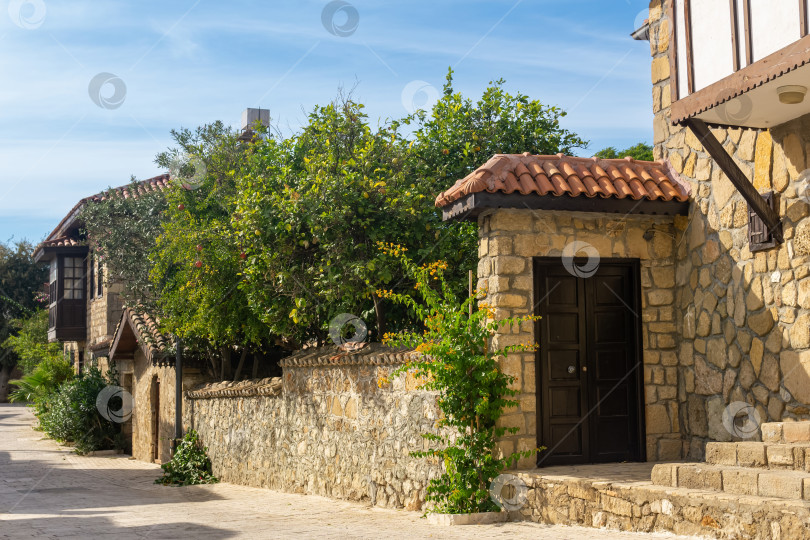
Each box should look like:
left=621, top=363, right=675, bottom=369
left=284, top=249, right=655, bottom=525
left=109, top=307, right=171, bottom=363
left=87, top=174, right=171, bottom=204
left=435, top=154, right=689, bottom=209
left=38, top=236, right=82, bottom=248
left=35, top=174, right=171, bottom=257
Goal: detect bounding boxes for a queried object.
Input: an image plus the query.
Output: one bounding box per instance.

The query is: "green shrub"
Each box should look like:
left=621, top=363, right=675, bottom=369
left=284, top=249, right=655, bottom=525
left=39, top=364, right=124, bottom=454
left=379, top=245, right=539, bottom=514
left=9, top=356, right=74, bottom=415
left=155, top=430, right=218, bottom=486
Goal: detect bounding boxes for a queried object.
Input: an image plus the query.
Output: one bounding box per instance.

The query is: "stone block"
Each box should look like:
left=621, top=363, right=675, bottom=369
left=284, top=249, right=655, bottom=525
left=677, top=465, right=722, bottom=491
left=722, top=468, right=759, bottom=495
left=651, top=56, right=670, bottom=83
left=490, top=212, right=533, bottom=232
left=758, top=472, right=804, bottom=499
left=748, top=310, right=775, bottom=336
left=753, top=131, right=773, bottom=191
left=766, top=445, right=797, bottom=469
left=782, top=422, right=810, bottom=443
left=493, top=256, right=526, bottom=275
left=491, top=293, right=528, bottom=308
left=705, top=442, right=737, bottom=466
left=651, top=464, right=676, bottom=487
left=762, top=422, right=784, bottom=443
left=646, top=404, right=670, bottom=434
left=736, top=442, right=767, bottom=467
left=780, top=351, right=810, bottom=404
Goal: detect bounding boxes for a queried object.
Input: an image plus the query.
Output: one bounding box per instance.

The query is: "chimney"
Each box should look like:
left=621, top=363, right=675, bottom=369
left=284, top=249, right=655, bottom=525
left=239, top=108, right=270, bottom=141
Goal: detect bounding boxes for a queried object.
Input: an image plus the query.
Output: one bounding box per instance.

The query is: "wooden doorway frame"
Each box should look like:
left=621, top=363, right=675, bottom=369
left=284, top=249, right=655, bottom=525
left=533, top=257, right=647, bottom=467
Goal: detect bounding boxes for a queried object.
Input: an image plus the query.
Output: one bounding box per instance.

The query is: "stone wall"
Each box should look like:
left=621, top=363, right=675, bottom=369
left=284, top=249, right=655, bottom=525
left=184, top=346, right=445, bottom=509
left=86, top=272, right=124, bottom=352
left=648, top=0, right=810, bottom=459
left=477, top=209, right=681, bottom=462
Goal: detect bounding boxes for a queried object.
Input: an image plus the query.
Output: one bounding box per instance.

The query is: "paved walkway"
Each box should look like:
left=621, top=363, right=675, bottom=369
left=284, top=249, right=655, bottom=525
left=0, top=405, right=700, bottom=539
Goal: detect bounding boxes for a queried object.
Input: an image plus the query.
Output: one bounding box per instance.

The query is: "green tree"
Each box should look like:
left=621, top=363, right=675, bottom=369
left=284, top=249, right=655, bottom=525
left=79, top=177, right=168, bottom=312
left=2, top=309, right=63, bottom=375
left=151, top=122, right=281, bottom=378
left=594, top=142, right=654, bottom=161
left=233, top=72, right=586, bottom=346
left=0, top=240, right=48, bottom=402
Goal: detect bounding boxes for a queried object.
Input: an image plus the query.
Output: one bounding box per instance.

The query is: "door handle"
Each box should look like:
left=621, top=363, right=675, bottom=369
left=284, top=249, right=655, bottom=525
left=582, top=366, right=588, bottom=372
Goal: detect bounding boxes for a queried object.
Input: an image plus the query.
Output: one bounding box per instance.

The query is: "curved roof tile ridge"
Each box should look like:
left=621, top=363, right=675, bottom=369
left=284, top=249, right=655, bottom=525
left=434, top=153, right=689, bottom=208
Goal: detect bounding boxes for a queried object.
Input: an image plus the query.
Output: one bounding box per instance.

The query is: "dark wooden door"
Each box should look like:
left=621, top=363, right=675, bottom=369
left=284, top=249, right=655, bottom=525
left=534, top=258, right=644, bottom=466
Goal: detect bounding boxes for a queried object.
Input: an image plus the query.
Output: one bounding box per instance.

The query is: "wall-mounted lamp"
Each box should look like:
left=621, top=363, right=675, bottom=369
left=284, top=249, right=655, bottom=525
left=777, top=85, right=807, bottom=105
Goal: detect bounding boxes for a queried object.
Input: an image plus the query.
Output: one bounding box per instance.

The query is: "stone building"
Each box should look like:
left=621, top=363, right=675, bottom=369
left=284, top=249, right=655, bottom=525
left=434, top=0, right=810, bottom=471
left=33, top=175, right=204, bottom=463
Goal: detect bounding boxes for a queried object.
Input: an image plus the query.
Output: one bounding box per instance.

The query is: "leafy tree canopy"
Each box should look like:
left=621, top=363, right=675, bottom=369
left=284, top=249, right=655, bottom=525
left=79, top=68, right=587, bottom=369
left=0, top=240, right=48, bottom=401
left=594, top=142, right=654, bottom=162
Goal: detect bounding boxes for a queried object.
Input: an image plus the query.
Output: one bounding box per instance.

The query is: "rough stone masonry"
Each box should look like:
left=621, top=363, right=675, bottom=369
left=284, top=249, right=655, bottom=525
left=184, top=345, right=446, bottom=510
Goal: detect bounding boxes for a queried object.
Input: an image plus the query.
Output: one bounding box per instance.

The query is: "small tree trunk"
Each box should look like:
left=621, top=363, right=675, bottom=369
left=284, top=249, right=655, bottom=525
left=252, top=354, right=259, bottom=379
left=220, top=347, right=232, bottom=380
left=233, top=348, right=248, bottom=380
left=0, top=363, right=14, bottom=403
left=372, top=293, right=386, bottom=341
left=207, top=352, right=218, bottom=379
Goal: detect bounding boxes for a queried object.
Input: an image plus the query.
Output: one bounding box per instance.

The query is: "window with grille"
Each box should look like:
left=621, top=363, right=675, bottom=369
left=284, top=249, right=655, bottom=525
left=748, top=192, right=780, bottom=252
left=63, top=257, right=85, bottom=300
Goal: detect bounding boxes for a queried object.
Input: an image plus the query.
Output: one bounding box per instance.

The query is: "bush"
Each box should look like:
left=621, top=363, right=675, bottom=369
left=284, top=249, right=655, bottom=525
left=379, top=245, right=538, bottom=514
left=9, top=356, right=74, bottom=414
left=39, top=364, right=124, bottom=454
left=155, top=430, right=218, bottom=486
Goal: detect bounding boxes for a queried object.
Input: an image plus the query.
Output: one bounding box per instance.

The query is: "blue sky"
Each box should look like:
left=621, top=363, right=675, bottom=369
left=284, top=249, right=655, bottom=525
left=0, top=0, right=655, bottom=244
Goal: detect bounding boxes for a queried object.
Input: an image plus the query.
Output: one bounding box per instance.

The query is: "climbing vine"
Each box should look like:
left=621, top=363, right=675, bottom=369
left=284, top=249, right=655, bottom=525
left=378, top=244, right=539, bottom=514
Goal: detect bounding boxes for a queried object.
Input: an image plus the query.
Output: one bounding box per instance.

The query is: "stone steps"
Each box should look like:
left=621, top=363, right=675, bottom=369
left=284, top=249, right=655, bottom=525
left=518, top=463, right=810, bottom=539
left=762, top=421, right=810, bottom=443
left=706, top=441, right=810, bottom=472
left=652, top=462, right=810, bottom=500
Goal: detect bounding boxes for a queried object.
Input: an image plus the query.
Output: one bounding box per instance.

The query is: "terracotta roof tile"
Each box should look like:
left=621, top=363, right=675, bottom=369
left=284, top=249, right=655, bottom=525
left=435, top=154, right=690, bottom=209
left=35, top=174, right=171, bottom=259
left=38, top=236, right=82, bottom=248
left=110, top=307, right=171, bottom=363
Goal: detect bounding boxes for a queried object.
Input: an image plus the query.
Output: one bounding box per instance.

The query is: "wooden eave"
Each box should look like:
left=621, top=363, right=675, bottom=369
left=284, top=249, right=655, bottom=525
left=441, top=192, right=689, bottom=221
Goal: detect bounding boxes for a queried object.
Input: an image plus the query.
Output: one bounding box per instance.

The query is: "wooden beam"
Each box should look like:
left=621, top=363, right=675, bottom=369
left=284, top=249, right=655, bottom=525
left=801, top=0, right=808, bottom=37
left=668, top=0, right=680, bottom=103
left=742, top=0, right=753, bottom=65
left=683, top=0, right=695, bottom=93
left=684, top=119, right=782, bottom=242
left=730, top=0, right=740, bottom=72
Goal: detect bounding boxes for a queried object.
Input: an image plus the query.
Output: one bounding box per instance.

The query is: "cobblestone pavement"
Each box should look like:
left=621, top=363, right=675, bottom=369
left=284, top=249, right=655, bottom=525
left=0, top=405, right=701, bottom=539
